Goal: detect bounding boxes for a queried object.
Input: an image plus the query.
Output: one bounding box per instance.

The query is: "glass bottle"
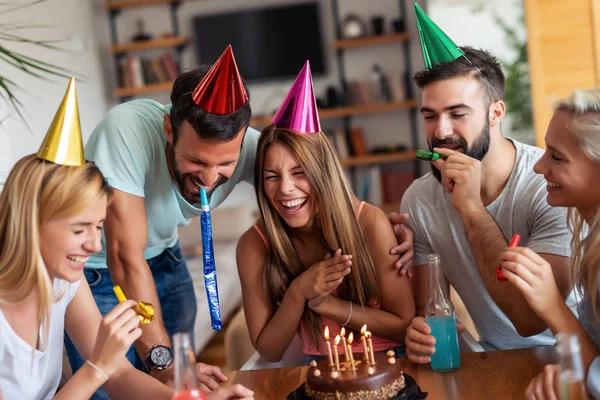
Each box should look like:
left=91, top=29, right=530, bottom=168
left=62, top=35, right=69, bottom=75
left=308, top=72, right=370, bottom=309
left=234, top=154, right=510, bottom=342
left=425, top=254, right=460, bottom=372
left=557, top=333, right=588, bottom=400
left=172, top=332, right=207, bottom=400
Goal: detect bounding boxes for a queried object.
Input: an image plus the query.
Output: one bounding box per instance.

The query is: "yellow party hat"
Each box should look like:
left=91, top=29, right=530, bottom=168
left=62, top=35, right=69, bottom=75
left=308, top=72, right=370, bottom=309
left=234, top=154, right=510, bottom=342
left=37, top=77, right=84, bottom=166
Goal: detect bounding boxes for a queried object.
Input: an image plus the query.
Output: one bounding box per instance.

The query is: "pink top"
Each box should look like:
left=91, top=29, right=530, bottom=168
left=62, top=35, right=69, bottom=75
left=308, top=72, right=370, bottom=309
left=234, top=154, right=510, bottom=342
left=252, top=201, right=400, bottom=355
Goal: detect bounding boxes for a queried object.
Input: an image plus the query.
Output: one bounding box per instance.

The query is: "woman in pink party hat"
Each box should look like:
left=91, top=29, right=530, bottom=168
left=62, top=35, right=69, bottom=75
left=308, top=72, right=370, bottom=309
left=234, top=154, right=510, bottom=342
left=236, top=61, right=415, bottom=364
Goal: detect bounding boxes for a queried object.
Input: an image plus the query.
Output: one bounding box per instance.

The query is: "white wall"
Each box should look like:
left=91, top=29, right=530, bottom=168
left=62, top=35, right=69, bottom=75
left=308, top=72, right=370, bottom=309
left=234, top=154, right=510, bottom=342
left=0, top=0, right=108, bottom=189
left=428, top=0, right=531, bottom=142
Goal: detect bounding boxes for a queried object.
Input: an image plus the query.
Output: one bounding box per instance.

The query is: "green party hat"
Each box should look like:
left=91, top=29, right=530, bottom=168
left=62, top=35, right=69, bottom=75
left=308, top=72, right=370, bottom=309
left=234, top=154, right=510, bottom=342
left=414, top=3, right=466, bottom=70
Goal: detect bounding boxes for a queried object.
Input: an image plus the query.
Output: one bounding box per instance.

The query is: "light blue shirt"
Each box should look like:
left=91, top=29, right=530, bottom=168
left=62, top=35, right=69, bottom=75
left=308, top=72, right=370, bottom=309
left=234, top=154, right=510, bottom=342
left=84, top=99, right=259, bottom=268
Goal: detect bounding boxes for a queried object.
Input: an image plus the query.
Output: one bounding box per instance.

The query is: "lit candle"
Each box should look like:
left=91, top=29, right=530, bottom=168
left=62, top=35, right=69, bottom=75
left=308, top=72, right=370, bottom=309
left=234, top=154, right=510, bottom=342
left=340, top=327, right=349, bottom=362
left=333, top=335, right=341, bottom=371
left=366, top=331, right=376, bottom=365
left=361, top=324, right=369, bottom=362
left=324, top=326, right=334, bottom=367
left=347, top=332, right=356, bottom=371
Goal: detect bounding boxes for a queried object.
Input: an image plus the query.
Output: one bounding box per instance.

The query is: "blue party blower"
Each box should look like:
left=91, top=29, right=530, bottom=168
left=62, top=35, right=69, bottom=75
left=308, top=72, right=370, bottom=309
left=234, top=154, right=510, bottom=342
left=200, top=188, right=222, bottom=331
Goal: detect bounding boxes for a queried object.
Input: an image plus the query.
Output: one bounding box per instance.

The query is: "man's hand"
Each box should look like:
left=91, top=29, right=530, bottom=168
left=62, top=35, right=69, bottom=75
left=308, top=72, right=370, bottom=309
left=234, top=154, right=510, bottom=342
left=150, top=366, right=175, bottom=387
left=195, top=363, right=228, bottom=392
left=405, top=316, right=465, bottom=364
left=387, top=212, right=415, bottom=277
left=432, top=148, right=483, bottom=214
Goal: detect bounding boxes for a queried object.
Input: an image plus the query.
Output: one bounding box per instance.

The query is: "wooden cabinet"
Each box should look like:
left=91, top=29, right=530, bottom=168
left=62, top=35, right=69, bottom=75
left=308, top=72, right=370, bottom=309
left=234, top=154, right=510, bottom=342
left=526, top=0, right=600, bottom=145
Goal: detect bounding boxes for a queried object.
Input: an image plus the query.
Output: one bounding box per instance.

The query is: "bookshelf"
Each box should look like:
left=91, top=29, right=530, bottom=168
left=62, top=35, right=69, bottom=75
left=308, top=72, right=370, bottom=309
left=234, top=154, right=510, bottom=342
left=250, top=100, right=417, bottom=127
left=104, top=0, right=186, bottom=11
left=106, top=0, right=186, bottom=102
left=332, top=32, right=410, bottom=50
left=109, top=36, right=188, bottom=54
left=340, top=151, right=417, bottom=167
left=114, top=81, right=174, bottom=97
left=331, top=0, right=419, bottom=211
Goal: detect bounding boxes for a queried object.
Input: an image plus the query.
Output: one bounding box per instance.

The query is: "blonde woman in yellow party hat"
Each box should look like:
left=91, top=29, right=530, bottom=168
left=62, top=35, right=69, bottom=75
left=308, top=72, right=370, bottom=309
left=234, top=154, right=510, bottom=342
left=0, top=79, right=254, bottom=400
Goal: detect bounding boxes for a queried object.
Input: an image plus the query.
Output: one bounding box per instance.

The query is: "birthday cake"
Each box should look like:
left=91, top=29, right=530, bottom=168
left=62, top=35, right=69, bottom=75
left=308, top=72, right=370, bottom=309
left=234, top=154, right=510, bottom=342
left=305, top=351, right=405, bottom=400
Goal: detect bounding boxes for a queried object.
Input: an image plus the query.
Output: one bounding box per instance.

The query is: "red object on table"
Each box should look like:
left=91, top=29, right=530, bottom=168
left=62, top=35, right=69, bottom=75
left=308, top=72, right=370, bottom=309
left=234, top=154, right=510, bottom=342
left=172, top=390, right=208, bottom=400
left=497, top=234, right=521, bottom=281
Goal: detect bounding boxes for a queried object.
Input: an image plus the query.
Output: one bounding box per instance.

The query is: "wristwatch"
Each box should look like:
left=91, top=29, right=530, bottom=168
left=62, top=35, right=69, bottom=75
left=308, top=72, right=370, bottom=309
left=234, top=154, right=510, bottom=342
left=143, top=345, right=173, bottom=372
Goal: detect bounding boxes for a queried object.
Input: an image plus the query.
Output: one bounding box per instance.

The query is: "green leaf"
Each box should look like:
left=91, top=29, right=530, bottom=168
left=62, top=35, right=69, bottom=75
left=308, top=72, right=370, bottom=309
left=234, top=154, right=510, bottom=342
left=0, top=0, right=84, bottom=129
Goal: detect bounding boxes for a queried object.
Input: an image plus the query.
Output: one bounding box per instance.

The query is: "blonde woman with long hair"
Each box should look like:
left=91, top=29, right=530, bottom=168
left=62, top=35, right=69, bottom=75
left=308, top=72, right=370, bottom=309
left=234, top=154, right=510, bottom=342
left=236, top=63, right=415, bottom=363
left=499, top=88, right=600, bottom=399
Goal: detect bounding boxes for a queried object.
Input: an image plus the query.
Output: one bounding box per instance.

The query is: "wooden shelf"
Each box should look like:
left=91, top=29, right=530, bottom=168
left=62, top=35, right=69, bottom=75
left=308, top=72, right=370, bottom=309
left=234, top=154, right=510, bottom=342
left=250, top=99, right=417, bottom=126
left=114, top=81, right=173, bottom=98
left=381, top=202, right=401, bottom=213
left=110, top=36, right=188, bottom=54
left=332, top=33, right=410, bottom=50
left=340, top=150, right=416, bottom=167
left=104, top=0, right=185, bottom=10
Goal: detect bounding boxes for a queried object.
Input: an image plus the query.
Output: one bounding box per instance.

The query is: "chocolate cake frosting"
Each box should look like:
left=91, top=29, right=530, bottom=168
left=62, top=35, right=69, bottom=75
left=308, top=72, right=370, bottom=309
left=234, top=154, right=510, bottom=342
left=305, top=352, right=405, bottom=400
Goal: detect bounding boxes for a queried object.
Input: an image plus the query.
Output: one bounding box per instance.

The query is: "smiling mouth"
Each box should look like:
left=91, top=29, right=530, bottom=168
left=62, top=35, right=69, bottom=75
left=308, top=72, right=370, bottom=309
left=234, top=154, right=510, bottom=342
left=547, top=181, right=562, bottom=189
left=67, top=255, right=89, bottom=264
left=281, top=198, right=307, bottom=212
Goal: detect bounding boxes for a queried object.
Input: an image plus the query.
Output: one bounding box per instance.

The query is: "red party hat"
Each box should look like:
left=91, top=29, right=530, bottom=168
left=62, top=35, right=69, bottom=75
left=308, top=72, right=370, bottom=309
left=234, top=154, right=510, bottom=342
left=192, top=45, right=248, bottom=115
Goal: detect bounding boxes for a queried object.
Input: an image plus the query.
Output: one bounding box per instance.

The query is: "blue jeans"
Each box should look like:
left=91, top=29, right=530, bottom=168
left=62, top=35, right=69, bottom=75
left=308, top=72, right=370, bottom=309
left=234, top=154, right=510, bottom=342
left=64, top=242, right=197, bottom=400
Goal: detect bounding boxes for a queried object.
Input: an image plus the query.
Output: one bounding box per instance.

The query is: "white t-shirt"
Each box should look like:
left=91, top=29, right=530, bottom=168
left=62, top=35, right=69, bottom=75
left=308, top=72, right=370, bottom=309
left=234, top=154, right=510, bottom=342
left=401, top=140, right=574, bottom=349
left=0, top=279, right=80, bottom=400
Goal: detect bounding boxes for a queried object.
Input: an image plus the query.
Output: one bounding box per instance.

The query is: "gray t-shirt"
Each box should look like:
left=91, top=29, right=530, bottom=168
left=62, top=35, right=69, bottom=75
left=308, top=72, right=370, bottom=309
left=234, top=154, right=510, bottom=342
left=401, top=140, right=572, bottom=349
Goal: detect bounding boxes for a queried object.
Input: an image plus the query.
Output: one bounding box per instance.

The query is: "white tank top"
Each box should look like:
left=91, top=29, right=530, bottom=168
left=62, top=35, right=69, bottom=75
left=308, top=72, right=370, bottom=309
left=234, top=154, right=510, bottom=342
left=0, top=279, right=80, bottom=400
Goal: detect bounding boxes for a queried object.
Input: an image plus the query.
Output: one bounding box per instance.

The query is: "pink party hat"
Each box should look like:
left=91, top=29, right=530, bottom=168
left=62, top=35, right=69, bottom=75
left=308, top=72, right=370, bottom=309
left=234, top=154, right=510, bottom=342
left=272, top=60, right=321, bottom=134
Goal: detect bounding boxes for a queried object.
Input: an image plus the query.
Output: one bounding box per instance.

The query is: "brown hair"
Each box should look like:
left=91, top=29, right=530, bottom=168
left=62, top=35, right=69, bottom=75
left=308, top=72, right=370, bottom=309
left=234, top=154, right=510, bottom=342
left=254, top=126, right=380, bottom=350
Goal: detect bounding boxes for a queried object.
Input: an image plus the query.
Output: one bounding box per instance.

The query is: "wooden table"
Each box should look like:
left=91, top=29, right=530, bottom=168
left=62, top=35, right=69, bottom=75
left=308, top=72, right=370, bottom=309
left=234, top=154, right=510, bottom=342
left=225, top=347, right=556, bottom=399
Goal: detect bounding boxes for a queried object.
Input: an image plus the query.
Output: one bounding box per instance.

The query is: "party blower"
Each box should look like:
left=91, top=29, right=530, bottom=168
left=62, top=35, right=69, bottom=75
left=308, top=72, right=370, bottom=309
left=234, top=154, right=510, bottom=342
left=496, top=234, right=521, bottom=281
left=113, top=285, right=155, bottom=324
left=200, top=187, right=222, bottom=331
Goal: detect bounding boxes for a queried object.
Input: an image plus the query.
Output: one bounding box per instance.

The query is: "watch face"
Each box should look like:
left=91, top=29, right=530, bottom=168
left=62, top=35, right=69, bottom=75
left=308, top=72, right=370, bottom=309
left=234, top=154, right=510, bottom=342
left=151, top=346, right=172, bottom=367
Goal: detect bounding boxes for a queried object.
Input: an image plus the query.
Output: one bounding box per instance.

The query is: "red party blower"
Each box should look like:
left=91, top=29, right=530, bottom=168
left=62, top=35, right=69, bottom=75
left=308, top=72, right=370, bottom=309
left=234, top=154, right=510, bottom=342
left=497, top=234, right=521, bottom=281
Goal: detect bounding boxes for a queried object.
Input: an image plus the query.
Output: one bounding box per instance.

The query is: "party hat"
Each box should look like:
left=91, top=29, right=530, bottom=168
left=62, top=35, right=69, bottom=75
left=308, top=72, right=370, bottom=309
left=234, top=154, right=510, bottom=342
left=37, top=77, right=85, bottom=166
left=192, top=45, right=248, bottom=115
left=414, top=3, right=466, bottom=70
left=272, top=60, right=321, bottom=134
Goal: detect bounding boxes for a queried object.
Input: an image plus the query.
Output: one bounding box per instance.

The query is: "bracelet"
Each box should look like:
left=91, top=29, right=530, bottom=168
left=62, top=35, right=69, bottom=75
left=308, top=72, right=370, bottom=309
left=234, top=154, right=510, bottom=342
left=342, top=300, right=352, bottom=326
left=86, top=360, right=109, bottom=382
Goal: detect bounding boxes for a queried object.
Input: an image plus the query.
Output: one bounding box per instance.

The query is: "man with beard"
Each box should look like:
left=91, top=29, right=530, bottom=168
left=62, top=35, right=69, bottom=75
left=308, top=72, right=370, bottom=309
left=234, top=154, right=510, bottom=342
left=63, top=47, right=256, bottom=399
left=401, top=7, right=574, bottom=361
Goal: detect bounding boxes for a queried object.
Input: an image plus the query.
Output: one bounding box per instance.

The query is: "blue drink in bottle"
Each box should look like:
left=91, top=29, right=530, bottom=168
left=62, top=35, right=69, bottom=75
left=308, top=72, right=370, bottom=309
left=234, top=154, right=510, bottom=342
left=425, top=254, right=460, bottom=372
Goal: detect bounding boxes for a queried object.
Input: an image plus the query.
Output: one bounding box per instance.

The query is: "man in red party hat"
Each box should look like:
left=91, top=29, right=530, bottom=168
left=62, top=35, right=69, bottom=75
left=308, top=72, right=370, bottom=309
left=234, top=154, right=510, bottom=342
left=403, top=3, right=573, bottom=363
left=64, top=45, right=257, bottom=398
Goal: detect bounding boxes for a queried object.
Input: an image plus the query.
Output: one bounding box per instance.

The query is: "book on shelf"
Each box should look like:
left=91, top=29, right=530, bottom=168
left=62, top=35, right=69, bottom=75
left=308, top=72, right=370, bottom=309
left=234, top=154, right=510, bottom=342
left=349, top=126, right=367, bottom=156
left=332, top=127, right=349, bottom=160
left=381, top=168, right=415, bottom=205
left=119, top=52, right=180, bottom=88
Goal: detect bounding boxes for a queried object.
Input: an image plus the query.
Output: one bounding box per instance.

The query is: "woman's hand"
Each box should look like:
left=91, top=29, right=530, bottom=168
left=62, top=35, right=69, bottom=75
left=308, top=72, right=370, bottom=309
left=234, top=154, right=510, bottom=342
left=293, top=249, right=352, bottom=301
left=205, top=384, right=254, bottom=400
left=89, top=299, right=142, bottom=379
left=499, top=247, right=563, bottom=320
left=525, top=364, right=560, bottom=400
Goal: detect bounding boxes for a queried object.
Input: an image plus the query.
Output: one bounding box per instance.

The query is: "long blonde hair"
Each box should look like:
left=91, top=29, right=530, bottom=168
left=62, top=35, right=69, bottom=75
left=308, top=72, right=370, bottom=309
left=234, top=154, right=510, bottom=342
left=255, top=126, right=380, bottom=350
left=0, top=154, right=111, bottom=340
left=554, top=88, right=600, bottom=321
